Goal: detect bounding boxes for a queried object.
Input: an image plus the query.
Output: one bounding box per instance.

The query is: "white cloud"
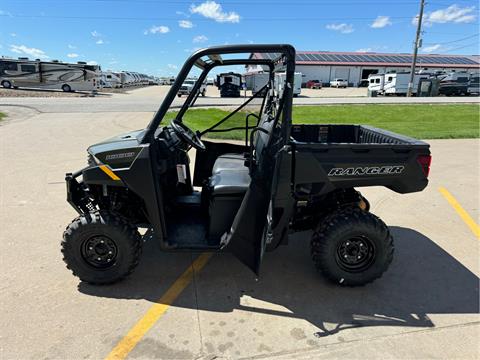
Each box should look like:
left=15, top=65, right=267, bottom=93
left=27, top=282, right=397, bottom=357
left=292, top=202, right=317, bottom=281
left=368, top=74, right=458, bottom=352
left=176, top=11, right=190, bottom=17
left=68, top=44, right=76, bottom=49
left=193, top=35, right=208, bottom=43
left=144, top=25, right=170, bottom=35
left=179, top=20, right=194, bottom=28
left=190, top=1, right=240, bottom=23
left=96, top=39, right=104, bottom=45
left=356, top=48, right=373, bottom=52
left=87, top=61, right=98, bottom=65
left=91, top=30, right=101, bottom=37
left=371, top=16, right=392, bottom=28
left=10, top=33, right=17, bottom=37
left=422, top=44, right=442, bottom=53
left=0, top=10, right=13, bottom=17
left=67, top=53, right=79, bottom=58
left=415, top=5, right=477, bottom=26
left=167, top=64, right=178, bottom=69
left=326, top=23, right=354, bottom=34
left=10, top=44, right=49, bottom=59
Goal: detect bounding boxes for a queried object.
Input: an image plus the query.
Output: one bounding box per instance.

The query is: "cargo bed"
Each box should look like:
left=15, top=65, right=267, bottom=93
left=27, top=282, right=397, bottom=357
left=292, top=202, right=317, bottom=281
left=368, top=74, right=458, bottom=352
left=289, top=124, right=431, bottom=195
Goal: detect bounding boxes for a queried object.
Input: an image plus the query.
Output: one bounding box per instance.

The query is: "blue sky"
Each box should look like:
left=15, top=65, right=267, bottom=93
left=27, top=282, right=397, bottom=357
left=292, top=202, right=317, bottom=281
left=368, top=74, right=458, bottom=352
left=0, top=0, right=478, bottom=76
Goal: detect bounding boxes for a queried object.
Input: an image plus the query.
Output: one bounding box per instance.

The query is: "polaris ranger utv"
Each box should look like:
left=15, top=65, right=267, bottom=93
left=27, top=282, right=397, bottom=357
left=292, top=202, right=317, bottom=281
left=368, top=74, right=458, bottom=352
left=62, top=44, right=431, bottom=286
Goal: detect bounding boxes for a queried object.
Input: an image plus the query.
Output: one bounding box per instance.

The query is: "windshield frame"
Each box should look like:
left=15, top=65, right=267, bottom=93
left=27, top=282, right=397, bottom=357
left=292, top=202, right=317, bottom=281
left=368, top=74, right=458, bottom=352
left=142, top=44, right=296, bottom=143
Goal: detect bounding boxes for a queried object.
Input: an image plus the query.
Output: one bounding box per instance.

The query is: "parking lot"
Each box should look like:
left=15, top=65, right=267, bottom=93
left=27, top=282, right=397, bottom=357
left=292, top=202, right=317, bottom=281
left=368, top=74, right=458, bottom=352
left=0, top=105, right=479, bottom=359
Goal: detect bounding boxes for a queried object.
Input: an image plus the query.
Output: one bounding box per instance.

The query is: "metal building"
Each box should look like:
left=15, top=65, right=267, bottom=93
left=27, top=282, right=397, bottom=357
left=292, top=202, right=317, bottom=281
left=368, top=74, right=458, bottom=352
left=251, top=51, right=480, bottom=87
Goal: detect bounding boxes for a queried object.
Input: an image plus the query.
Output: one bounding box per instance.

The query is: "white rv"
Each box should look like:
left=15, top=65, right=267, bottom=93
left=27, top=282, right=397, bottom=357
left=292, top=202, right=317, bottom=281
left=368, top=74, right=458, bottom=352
left=383, top=72, right=430, bottom=95
left=368, top=74, right=385, bottom=94
left=0, top=58, right=101, bottom=92
left=275, top=72, right=302, bottom=97
left=102, top=71, right=122, bottom=88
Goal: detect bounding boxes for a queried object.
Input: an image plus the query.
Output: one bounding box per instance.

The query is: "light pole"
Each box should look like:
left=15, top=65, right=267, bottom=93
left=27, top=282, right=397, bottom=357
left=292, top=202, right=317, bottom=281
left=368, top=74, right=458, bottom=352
left=407, top=0, right=425, bottom=97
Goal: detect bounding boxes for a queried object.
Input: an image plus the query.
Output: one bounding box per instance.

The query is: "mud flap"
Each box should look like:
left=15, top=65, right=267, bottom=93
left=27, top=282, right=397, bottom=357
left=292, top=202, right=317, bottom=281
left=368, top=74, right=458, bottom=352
left=222, top=178, right=270, bottom=276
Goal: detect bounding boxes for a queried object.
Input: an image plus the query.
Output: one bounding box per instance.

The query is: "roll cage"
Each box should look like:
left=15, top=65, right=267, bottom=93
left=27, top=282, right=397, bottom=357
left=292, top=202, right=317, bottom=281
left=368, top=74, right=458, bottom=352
left=142, top=44, right=296, bottom=144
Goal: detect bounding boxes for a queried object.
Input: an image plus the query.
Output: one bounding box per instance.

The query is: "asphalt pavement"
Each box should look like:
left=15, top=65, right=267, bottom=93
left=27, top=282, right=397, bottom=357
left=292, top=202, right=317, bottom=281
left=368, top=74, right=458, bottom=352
left=1, top=85, right=479, bottom=113
left=0, top=104, right=479, bottom=360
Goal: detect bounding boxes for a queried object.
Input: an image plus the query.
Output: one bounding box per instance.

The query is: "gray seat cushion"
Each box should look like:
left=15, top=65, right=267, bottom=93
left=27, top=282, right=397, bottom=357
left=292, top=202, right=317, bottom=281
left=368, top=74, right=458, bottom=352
left=209, top=153, right=250, bottom=195
left=212, top=153, right=245, bottom=174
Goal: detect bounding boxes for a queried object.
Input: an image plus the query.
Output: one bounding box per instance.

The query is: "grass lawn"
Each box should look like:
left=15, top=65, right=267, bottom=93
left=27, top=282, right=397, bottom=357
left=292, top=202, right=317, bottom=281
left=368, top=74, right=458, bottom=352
left=0, top=112, right=5, bottom=122
left=164, top=104, right=479, bottom=140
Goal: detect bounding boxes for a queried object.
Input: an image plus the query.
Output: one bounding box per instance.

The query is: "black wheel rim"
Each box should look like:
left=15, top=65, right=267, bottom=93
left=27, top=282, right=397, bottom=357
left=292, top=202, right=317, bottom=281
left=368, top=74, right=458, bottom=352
left=335, top=236, right=375, bottom=272
left=81, top=236, right=118, bottom=269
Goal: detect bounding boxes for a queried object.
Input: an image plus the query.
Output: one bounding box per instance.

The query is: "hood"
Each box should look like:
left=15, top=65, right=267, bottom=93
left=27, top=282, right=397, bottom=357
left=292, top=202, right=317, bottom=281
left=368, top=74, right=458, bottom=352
left=87, top=129, right=146, bottom=168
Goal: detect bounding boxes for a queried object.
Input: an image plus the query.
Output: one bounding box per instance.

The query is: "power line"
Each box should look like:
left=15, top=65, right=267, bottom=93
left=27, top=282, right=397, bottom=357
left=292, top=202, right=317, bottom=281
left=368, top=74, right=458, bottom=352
left=3, top=0, right=423, bottom=3
left=423, top=33, right=479, bottom=45
left=440, top=42, right=480, bottom=54
left=0, top=13, right=416, bottom=22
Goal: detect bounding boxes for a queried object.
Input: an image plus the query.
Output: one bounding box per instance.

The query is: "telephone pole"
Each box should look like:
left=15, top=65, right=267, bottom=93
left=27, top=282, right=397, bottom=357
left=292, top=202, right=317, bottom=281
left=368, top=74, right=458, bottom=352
left=407, top=0, right=425, bottom=97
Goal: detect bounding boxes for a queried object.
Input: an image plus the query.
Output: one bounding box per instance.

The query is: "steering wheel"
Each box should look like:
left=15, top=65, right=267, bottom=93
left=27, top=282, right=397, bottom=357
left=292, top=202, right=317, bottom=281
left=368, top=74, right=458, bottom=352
left=170, top=119, right=206, bottom=151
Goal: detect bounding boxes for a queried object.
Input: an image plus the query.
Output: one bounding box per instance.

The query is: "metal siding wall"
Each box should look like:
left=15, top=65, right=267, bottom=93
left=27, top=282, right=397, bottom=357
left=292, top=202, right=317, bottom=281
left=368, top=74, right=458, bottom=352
left=296, top=65, right=331, bottom=84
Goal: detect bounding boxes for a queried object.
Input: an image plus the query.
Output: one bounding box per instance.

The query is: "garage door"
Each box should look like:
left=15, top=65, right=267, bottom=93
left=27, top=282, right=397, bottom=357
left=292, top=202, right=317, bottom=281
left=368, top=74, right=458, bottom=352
left=334, top=68, right=350, bottom=80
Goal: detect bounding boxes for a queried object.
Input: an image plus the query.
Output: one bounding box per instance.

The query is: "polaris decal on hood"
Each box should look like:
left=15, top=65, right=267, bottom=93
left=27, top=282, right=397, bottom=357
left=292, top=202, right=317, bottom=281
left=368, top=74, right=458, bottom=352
left=328, top=166, right=404, bottom=176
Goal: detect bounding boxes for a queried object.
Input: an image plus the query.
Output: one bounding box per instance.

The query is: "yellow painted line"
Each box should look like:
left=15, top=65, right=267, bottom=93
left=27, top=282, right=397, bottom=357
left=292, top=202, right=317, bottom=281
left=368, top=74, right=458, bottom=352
left=439, top=186, right=480, bottom=239
left=99, top=165, right=121, bottom=181
left=105, top=253, right=212, bottom=360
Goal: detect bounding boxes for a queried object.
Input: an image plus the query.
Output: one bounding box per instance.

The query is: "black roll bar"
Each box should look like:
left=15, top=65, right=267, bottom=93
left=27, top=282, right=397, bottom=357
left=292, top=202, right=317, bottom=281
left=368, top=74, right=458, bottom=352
left=142, top=44, right=296, bottom=143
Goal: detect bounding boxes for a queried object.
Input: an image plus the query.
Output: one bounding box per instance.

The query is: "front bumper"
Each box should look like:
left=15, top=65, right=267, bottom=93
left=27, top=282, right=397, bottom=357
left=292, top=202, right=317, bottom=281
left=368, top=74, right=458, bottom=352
left=65, top=167, right=91, bottom=214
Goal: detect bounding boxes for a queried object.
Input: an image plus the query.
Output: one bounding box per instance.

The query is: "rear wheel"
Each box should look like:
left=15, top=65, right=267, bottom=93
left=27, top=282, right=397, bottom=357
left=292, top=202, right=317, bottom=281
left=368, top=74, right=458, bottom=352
left=62, top=84, right=72, bottom=92
left=311, top=207, right=393, bottom=286
left=2, top=80, right=12, bottom=89
left=62, top=211, right=142, bottom=284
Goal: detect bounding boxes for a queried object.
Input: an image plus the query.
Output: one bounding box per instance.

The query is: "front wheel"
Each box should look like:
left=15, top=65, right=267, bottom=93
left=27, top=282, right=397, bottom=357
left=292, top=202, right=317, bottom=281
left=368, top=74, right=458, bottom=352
left=62, top=211, right=142, bottom=285
left=311, top=208, right=393, bottom=286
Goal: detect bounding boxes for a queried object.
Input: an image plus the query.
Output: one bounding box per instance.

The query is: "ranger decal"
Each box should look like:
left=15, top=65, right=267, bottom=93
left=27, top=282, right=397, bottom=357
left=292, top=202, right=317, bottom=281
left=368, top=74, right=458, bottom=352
left=328, top=166, right=404, bottom=176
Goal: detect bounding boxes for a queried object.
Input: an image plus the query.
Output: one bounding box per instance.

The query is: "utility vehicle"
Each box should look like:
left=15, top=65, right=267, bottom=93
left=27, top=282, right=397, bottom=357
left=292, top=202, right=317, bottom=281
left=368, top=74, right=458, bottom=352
left=62, top=44, right=431, bottom=286
left=177, top=78, right=207, bottom=97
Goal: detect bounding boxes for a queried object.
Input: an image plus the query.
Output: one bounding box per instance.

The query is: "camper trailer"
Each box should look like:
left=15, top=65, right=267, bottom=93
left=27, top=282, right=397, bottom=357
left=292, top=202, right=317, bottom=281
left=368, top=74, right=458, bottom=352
left=0, top=58, right=101, bottom=92
left=275, top=72, right=302, bottom=97
left=368, top=74, right=385, bottom=94
left=383, top=72, right=430, bottom=96
left=217, top=72, right=242, bottom=97
left=468, top=73, right=480, bottom=95
left=438, top=71, right=470, bottom=96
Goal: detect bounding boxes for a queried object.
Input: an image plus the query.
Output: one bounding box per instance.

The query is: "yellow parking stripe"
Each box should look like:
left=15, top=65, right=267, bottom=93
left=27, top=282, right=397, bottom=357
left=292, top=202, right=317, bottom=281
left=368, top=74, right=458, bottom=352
left=439, top=187, right=480, bottom=240
left=99, top=165, right=121, bottom=181
left=104, top=253, right=212, bottom=360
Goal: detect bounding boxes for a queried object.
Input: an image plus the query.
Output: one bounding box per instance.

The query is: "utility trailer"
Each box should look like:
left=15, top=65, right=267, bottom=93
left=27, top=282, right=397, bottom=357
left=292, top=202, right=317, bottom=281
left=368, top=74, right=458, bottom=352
left=62, top=44, right=431, bottom=287
left=245, top=72, right=269, bottom=96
